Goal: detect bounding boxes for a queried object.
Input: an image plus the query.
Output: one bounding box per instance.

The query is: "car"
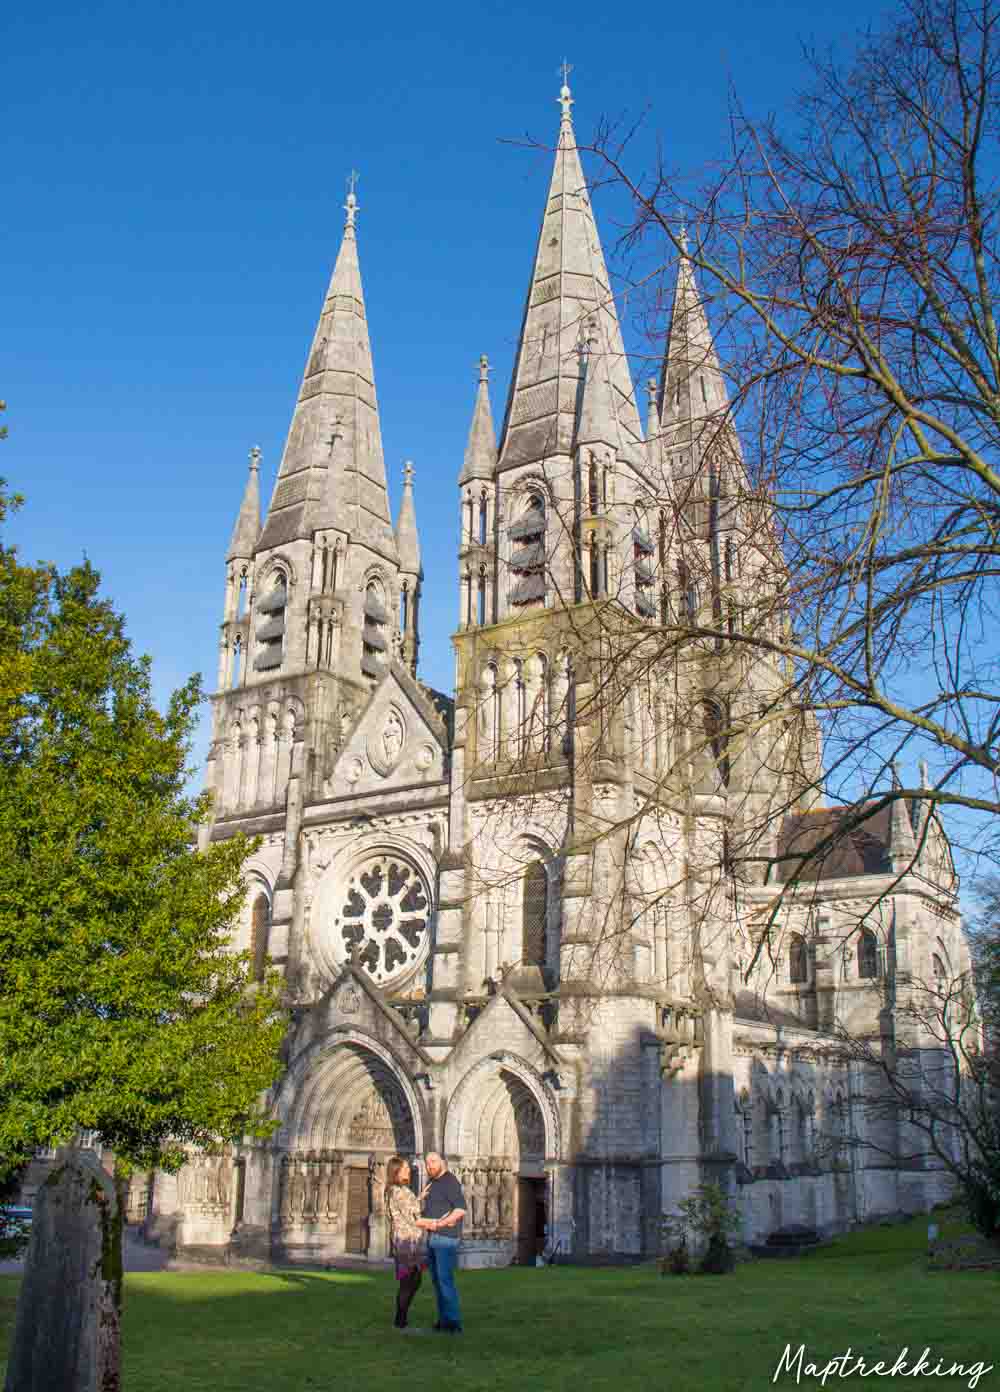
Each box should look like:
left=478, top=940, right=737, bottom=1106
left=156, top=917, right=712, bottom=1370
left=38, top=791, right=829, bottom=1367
left=1, top=1205, right=33, bottom=1234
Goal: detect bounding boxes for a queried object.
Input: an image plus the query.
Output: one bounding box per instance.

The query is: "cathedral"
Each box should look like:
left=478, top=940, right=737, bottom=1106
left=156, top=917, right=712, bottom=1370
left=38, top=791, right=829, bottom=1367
left=146, top=81, right=970, bottom=1266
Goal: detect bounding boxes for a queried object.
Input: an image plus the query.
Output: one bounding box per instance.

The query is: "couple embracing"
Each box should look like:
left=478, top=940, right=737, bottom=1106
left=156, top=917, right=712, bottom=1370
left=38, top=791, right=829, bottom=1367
left=384, top=1151, right=466, bottom=1334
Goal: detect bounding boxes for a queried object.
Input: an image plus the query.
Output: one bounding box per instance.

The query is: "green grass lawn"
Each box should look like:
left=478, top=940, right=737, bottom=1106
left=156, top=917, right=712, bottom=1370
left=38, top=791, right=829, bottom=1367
left=0, top=1216, right=996, bottom=1392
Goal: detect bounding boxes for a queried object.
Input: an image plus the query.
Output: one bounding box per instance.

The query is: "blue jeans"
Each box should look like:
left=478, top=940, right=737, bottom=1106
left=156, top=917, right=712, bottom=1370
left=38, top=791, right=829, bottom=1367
left=427, top=1234, right=462, bottom=1329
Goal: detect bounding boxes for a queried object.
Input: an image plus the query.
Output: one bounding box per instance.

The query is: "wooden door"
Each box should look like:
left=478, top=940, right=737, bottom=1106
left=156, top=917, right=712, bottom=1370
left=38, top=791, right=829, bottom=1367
left=345, top=1168, right=370, bottom=1254
left=516, top=1178, right=538, bottom=1265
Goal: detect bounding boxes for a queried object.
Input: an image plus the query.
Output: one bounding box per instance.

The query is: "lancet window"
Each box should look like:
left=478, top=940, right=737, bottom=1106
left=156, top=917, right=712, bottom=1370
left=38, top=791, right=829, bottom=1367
left=508, top=494, right=547, bottom=609
left=255, top=575, right=287, bottom=672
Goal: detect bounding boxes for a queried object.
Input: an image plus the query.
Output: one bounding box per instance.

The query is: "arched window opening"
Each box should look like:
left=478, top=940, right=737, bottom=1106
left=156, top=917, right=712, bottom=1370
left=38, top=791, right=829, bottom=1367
left=678, top=560, right=695, bottom=624
left=588, top=453, right=599, bottom=514
left=237, top=568, right=249, bottom=618
left=400, top=583, right=409, bottom=634
left=522, top=861, right=547, bottom=968
left=932, top=953, right=947, bottom=986
left=477, top=568, right=487, bottom=626
left=789, top=933, right=808, bottom=984
left=633, top=519, right=655, bottom=619
left=478, top=493, right=488, bottom=545
left=231, top=637, right=242, bottom=689
left=362, top=579, right=388, bottom=679
left=702, top=701, right=730, bottom=789
left=465, top=495, right=474, bottom=544
left=858, top=929, right=880, bottom=979
left=509, top=494, right=547, bottom=609
left=255, top=575, right=287, bottom=672
left=250, top=892, right=270, bottom=983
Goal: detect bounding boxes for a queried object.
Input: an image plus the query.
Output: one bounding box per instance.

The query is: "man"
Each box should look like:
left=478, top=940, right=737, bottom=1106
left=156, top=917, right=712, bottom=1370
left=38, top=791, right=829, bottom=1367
left=419, top=1151, right=466, bottom=1334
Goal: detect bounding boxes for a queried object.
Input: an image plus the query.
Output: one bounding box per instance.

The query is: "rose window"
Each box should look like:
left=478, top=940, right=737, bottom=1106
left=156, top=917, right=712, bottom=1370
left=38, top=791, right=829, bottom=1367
left=332, top=855, right=431, bottom=985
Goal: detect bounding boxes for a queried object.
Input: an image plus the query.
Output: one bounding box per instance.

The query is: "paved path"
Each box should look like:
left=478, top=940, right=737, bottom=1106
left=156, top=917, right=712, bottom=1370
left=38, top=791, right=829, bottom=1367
left=0, top=1228, right=171, bottom=1276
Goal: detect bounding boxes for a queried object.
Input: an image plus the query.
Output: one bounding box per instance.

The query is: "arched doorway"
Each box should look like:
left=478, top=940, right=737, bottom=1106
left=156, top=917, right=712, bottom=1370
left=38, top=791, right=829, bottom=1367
left=277, top=1040, right=420, bottom=1262
left=446, top=1059, right=556, bottom=1267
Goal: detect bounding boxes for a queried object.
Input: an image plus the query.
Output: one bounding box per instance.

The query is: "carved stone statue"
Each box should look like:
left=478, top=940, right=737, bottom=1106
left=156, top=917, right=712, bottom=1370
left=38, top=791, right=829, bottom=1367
left=383, top=709, right=404, bottom=765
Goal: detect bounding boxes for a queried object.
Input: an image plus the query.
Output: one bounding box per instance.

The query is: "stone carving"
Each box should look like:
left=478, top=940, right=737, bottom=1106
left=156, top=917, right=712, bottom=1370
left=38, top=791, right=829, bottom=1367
left=383, top=710, right=404, bottom=764
left=279, top=1150, right=343, bottom=1227
left=344, top=1085, right=413, bottom=1152
left=457, top=1158, right=515, bottom=1239
left=177, top=1149, right=233, bottom=1214
left=345, top=756, right=364, bottom=786
left=416, top=743, right=435, bottom=772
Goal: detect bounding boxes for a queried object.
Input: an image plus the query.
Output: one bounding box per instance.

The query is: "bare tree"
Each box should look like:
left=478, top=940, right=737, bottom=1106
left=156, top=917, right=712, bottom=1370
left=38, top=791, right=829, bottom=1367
left=455, top=0, right=999, bottom=1240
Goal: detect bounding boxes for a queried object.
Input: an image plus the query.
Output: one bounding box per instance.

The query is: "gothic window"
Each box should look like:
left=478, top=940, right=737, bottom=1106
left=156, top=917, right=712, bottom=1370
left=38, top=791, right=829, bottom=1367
left=789, top=932, right=808, bottom=984
left=255, top=575, right=287, bottom=672
left=522, top=861, right=547, bottom=967
left=231, top=636, right=242, bottom=689
left=858, top=929, right=880, bottom=979
left=332, top=854, right=432, bottom=985
left=250, top=892, right=270, bottom=982
left=479, top=492, right=488, bottom=545
left=237, top=567, right=249, bottom=618
left=400, top=583, right=409, bottom=634
left=362, top=579, right=388, bottom=679
left=508, top=494, right=547, bottom=609
left=932, top=953, right=947, bottom=987
left=477, top=567, right=487, bottom=626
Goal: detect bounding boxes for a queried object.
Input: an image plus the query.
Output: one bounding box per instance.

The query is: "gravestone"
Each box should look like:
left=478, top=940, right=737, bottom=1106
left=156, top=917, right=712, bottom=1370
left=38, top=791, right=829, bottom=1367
left=4, top=1151, right=122, bottom=1392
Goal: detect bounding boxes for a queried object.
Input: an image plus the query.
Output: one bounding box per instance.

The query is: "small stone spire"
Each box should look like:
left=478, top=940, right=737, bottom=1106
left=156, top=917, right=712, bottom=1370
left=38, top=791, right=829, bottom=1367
left=227, top=445, right=262, bottom=561
left=888, top=761, right=916, bottom=870
left=395, top=459, right=422, bottom=576
left=459, top=354, right=498, bottom=483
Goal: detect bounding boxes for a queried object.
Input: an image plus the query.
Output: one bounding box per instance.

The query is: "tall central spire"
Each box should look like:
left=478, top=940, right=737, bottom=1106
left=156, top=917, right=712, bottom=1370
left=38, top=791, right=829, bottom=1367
left=496, top=78, right=644, bottom=475
left=257, top=178, right=397, bottom=559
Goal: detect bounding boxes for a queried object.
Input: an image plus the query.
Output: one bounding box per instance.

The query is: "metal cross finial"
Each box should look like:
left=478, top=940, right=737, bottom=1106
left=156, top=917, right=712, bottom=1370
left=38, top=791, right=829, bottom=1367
left=403, top=459, right=415, bottom=487
left=344, top=171, right=360, bottom=230
left=558, top=60, right=574, bottom=121
left=249, top=445, right=262, bottom=472
left=479, top=353, right=490, bottom=385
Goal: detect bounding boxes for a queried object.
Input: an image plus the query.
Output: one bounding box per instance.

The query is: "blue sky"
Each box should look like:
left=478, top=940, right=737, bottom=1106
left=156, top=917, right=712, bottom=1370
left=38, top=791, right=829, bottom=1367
left=3, top=0, right=900, bottom=772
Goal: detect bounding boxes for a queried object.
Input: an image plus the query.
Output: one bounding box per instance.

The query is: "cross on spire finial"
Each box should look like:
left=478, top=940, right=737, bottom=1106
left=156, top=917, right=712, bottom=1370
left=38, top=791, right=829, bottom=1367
left=249, top=445, right=261, bottom=472
left=558, top=60, right=574, bottom=122
left=479, top=353, right=490, bottom=385
left=344, top=171, right=360, bottom=231
left=403, top=460, right=415, bottom=488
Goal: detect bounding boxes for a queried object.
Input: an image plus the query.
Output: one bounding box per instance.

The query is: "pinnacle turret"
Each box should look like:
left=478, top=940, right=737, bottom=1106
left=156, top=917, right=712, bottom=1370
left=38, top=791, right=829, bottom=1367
left=227, top=446, right=262, bottom=561
left=460, top=355, right=498, bottom=483
left=395, top=460, right=422, bottom=576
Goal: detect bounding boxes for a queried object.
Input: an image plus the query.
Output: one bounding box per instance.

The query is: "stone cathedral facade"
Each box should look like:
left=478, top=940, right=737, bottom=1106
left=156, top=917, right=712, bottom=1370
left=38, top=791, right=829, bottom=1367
left=148, top=84, right=971, bottom=1266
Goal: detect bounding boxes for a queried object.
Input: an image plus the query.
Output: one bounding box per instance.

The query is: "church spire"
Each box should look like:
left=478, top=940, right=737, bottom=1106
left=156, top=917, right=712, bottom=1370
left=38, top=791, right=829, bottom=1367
left=496, top=77, right=644, bottom=475
left=257, top=175, right=397, bottom=559
left=227, top=445, right=262, bottom=561
left=460, top=355, right=498, bottom=483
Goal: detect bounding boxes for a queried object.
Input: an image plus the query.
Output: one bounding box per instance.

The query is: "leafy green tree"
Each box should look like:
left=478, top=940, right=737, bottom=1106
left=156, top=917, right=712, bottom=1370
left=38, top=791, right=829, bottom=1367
left=0, top=477, right=287, bottom=1336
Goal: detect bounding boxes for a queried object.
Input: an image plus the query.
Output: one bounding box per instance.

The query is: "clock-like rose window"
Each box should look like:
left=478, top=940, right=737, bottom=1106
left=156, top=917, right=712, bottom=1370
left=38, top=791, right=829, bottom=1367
left=332, top=854, right=431, bottom=985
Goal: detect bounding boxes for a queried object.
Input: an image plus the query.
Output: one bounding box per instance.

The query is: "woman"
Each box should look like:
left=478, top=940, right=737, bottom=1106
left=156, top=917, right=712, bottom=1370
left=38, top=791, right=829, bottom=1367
left=384, top=1155, right=429, bottom=1330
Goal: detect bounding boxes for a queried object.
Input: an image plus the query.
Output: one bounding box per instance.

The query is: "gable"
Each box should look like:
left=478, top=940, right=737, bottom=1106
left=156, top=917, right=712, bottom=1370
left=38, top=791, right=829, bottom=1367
left=325, top=667, right=447, bottom=799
